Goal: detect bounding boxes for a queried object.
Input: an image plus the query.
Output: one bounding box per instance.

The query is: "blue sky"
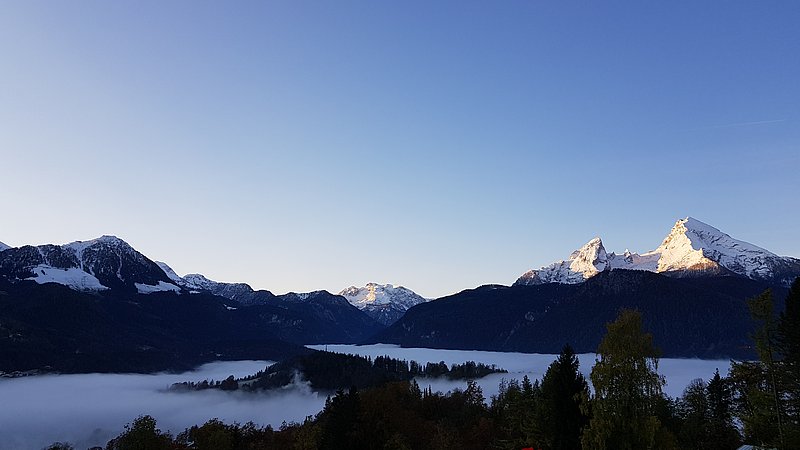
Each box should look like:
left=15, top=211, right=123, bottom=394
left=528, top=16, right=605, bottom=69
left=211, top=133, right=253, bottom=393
left=1, top=1, right=798, bottom=297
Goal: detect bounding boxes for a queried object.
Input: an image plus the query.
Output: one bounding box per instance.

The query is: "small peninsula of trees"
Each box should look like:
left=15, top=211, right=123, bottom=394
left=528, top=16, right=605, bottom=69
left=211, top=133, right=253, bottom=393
left=170, top=351, right=507, bottom=393
left=49, top=277, right=800, bottom=450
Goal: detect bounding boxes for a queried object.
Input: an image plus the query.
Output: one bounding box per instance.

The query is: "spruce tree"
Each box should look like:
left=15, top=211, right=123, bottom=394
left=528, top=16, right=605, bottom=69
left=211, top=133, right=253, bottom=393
left=535, top=344, right=590, bottom=450
left=705, top=369, right=742, bottom=450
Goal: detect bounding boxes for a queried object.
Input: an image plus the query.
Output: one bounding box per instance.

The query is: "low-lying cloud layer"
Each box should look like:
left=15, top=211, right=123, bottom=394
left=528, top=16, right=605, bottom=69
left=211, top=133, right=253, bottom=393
left=0, top=361, right=325, bottom=450
left=1, top=347, right=731, bottom=450
left=310, top=344, right=732, bottom=400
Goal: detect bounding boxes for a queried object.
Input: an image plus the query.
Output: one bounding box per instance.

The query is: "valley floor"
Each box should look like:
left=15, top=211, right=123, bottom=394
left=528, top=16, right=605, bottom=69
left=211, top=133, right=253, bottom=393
left=0, top=346, right=730, bottom=450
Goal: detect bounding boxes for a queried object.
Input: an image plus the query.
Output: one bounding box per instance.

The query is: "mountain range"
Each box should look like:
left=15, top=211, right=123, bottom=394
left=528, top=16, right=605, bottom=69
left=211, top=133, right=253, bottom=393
left=0, top=237, right=383, bottom=373
left=374, top=270, right=789, bottom=359
left=1, top=216, right=798, bottom=371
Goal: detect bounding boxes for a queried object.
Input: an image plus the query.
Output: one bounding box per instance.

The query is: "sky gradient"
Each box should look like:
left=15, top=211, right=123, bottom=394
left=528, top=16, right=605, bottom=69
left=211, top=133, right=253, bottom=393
left=2, top=1, right=799, bottom=298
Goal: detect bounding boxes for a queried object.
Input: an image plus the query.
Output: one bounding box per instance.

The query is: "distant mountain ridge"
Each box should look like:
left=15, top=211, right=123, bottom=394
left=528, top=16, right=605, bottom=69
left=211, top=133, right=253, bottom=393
left=339, top=283, right=427, bottom=325
left=156, top=261, right=257, bottom=303
left=0, top=236, right=385, bottom=373
left=516, top=217, right=800, bottom=287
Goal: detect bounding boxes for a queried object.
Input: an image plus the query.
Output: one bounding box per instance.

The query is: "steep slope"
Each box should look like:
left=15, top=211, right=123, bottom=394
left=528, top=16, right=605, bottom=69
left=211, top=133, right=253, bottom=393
left=0, top=236, right=179, bottom=293
left=650, top=217, right=800, bottom=283
left=0, top=278, right=307, bottom=373
left=269, top=290, right=385, bottom=342
left=515, top=217, right=800, bottom=286
left=516, top=238, right=609, bottom=285
left=156, top=261, right=257, bottom=302
left=376, top=270, right=792, bottom=359
left=339, top=283, right=428, bottom=325
left=0, top=236, right=384, bottom=372
left=0, top=241, right=10, bottom=252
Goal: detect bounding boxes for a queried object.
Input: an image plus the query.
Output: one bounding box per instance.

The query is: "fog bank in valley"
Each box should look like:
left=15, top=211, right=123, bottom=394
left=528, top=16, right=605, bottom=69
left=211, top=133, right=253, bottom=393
left=1, top=347, right=731, bottom=450
left=310, top=344, right=732, bottom=400
left=0, top=361, right=325, bottom=450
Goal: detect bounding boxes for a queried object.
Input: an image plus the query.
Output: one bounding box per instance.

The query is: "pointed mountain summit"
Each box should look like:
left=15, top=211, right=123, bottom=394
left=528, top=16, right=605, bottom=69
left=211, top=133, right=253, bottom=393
left=515, top=217, right=800, bottom=286
left=516, top=237, right=610, bottom=285
left=339, top=283, right=427, bottom=325
left=651, top=217, right=800, bottom=283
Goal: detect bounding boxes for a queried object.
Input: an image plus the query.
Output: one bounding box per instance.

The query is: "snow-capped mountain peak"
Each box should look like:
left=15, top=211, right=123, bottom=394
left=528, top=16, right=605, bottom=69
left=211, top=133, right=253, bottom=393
left=0, top=241, right=10, bottom=252
left=515, top=217, right=800, bottom=286
left=653, top=217, right=781, bottom=278
left=340, top=283, right=426, bottom=309
left=0, top=236, right=178, bottom=293
left=568, top=237, right=608, bottom=271
left=339, top=283, right=427, bottom=325
left=516, top=237, right=609, bottom=285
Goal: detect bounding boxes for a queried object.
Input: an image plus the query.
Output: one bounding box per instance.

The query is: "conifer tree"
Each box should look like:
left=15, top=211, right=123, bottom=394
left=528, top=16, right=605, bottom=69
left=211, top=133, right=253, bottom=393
left=705, top=369, right=742, bottom=450
left=535, top=344, right=590, bottom=450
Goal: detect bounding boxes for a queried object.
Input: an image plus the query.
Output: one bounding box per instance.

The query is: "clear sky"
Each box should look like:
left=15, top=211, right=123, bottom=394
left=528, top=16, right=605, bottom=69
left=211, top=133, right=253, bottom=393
left=1, top=1, right=798, bottom=298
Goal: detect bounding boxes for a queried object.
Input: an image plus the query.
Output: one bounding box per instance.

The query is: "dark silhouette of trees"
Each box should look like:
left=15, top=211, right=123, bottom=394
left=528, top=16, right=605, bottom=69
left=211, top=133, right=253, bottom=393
left=490, top=376, right=541, bottom=449
left=780, top=278, right=800, bottom=447
left=536, top=344, right=590, bottom=450
left=104, top=415, right=172, bottom=450
left=41, top=282, right=800, bottom=450
left=581, top=309, right=673, bottom=450
left=731, top=289, right=788, bottom=448
left=677, top=371, right=741, bottom=449
left=44, top=443, right=74, bottom=450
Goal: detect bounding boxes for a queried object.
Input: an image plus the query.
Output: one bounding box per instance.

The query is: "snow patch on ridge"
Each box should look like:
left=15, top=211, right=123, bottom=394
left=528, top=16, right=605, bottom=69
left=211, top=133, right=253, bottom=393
left=0, top=241, right=10, bottom=252
left=25, top=265, right=108, bottom=291
left=135, top=281, right=181, bottom=294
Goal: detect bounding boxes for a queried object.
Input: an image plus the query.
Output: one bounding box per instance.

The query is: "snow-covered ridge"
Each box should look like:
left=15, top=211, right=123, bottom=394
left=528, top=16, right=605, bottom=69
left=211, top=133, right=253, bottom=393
left=515, top=217, right=800, bottom=286
left=0, top=241, right=10, bottom=252
left=155, top=261, right=255, bottom=301
left=516, top=237, right=609, bottom=285
left=0, top=236, right=173, bottom=293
